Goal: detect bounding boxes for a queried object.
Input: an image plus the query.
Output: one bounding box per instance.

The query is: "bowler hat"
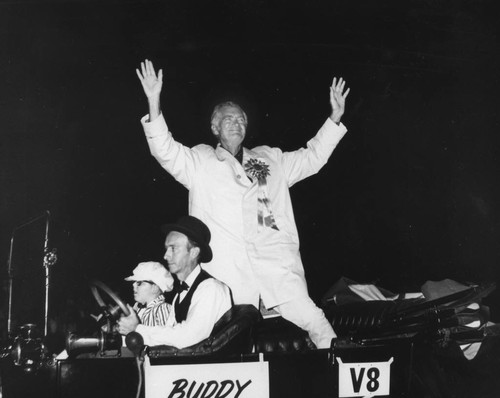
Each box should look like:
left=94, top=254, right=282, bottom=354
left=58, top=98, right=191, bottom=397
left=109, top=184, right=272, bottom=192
left=161, top=216, right=213, bottom=263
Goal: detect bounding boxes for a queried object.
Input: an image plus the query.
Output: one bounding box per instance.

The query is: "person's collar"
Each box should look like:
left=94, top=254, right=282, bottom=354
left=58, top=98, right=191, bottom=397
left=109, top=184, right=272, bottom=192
left=135, top=294, right=165, bottom=310
left=144, top=295, right=165, bottom=308
left=183, top=264, right=201, bottom=288
left=235, top=148, right=244, bottom=164
left=215, top=144, right=244, bottom=163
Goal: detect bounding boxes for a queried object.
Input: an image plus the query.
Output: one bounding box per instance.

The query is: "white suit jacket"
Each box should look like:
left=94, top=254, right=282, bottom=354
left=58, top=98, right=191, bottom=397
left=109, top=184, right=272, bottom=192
left=142, top=114, right=347, bottom=308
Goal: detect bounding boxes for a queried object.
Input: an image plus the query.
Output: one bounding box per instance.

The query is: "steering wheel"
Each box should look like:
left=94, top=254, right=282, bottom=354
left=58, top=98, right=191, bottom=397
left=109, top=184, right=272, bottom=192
left=90, top=280, right=131, bottom=321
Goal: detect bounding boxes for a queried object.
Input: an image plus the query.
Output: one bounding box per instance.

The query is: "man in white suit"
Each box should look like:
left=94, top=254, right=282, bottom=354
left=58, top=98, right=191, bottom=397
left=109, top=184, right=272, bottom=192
left=136, top=59, right=350, bottom=348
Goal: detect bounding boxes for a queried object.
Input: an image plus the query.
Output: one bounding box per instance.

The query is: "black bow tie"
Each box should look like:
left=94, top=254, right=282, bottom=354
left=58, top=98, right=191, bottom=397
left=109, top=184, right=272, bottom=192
left=175, top=281, right=189, bottom=294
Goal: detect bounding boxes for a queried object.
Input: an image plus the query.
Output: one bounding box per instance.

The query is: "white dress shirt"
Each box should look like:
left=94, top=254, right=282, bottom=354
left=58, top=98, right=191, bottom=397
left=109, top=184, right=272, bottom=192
left=135, top=265, right=232, bottom=348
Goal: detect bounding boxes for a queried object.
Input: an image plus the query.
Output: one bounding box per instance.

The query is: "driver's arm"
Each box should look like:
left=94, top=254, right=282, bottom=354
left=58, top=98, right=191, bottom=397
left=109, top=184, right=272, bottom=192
left=135, top=279, right=231, bottom=349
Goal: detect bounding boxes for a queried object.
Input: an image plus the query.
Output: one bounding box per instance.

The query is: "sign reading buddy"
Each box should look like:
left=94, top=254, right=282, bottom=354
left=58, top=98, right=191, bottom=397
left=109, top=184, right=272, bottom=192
left=145, top=360, right=269, bottom=398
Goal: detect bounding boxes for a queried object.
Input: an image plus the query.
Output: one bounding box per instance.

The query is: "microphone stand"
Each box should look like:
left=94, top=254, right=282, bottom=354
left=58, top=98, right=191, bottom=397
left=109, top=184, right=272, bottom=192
left=7, top=211, right=57, bottom=336
left=42, top=211, right=58, bottom=336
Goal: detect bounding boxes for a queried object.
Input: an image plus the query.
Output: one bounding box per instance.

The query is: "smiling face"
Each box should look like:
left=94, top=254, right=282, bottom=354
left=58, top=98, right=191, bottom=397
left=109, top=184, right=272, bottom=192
left=163, top=231, right=199, bottom=281
left=211, top=104, right=247, bottom=152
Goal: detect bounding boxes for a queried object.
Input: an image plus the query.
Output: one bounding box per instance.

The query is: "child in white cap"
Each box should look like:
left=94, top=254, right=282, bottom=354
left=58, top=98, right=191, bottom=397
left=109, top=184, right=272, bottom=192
left=125, top=261, right=174, bottom=326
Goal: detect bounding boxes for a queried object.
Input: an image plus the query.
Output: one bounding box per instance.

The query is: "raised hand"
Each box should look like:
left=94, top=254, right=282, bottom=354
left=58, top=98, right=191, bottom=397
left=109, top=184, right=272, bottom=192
left=329, top=77, right=350, bottom=124
left=136, top=59, right=163, bottom=99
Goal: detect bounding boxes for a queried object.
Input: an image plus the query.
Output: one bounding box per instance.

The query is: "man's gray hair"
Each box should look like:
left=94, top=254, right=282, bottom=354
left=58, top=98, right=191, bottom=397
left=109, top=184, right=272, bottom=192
left=210, top=101, right=248, bottom=126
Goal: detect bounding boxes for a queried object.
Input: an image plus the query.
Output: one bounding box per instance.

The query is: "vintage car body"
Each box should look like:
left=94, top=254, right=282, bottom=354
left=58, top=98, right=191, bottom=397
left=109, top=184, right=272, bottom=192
left=1, top=339, right=413, bottom=398
left=1, top=282, right=497, bottom=398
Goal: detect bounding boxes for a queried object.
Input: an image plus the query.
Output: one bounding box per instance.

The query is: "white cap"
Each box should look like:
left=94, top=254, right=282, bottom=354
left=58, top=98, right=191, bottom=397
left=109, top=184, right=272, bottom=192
left=124, top=261, right=174, bottom=292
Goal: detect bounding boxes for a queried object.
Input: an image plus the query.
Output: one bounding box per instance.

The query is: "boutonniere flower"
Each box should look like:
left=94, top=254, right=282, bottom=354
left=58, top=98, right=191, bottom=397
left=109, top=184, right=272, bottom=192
left=244, top=158, right=271, bottom=180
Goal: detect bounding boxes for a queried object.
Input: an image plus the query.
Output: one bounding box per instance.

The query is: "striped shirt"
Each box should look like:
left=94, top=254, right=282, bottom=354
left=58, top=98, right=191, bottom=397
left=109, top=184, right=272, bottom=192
left=134, top=296, right=172, bottom=327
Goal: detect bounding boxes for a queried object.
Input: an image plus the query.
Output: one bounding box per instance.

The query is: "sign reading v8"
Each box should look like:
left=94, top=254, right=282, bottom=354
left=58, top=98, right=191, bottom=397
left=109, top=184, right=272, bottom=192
left=337, top=357, right=394, bottom=397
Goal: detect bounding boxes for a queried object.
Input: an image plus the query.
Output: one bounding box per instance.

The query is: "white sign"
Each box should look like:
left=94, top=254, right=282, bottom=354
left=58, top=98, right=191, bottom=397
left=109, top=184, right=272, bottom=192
left=337, top=357, right=393, bottom=397
left=144, top=358, right=269, bottom=398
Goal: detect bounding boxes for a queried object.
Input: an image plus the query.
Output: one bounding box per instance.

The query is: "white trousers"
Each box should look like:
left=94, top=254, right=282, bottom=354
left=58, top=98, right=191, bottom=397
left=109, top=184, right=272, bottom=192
left=274, top=296, right=336, bottom=349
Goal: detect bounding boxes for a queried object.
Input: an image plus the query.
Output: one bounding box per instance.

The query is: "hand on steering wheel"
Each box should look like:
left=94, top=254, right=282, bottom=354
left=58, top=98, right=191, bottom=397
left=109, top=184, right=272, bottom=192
left=90, top=280, right=131, bottom=322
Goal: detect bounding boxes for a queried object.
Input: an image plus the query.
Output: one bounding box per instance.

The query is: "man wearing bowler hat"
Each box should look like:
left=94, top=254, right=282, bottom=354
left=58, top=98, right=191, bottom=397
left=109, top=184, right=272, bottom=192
left=117, top=216, right=232, bottom=349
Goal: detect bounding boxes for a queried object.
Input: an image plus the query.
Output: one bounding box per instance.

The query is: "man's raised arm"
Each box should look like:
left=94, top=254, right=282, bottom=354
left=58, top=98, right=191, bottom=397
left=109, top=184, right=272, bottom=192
left=136, top=59, right=163, bottom=122
left=280, top=76, right=350, bottom=186
left=329, top=76, right=350, bottom=124
left=135, top=59, right=200, bottom=190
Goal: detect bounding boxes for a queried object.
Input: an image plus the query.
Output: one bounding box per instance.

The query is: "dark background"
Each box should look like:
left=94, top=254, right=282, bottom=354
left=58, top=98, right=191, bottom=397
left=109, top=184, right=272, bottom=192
left=1, top=0, right=499, bottom=336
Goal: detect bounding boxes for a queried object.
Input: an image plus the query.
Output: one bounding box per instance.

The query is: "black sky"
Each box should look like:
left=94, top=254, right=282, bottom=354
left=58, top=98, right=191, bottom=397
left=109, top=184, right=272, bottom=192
left=1, top=0, right=499, bottom=331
